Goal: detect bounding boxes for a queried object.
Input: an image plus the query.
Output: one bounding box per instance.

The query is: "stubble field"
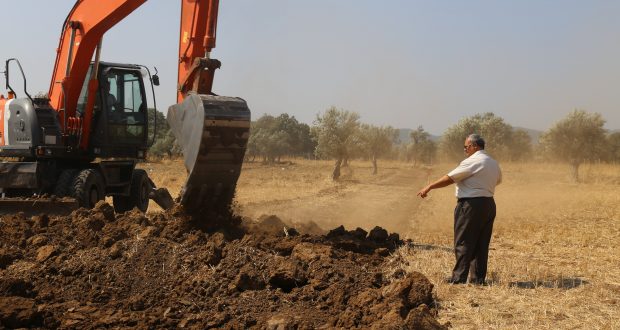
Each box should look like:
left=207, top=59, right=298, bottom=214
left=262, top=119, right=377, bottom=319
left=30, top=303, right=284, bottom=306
left=145, top=157, right=620, bottom=329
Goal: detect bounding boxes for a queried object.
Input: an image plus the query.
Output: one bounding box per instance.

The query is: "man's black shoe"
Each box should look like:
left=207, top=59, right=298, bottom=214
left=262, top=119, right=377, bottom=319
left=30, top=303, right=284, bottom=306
left=443, top=277, right=466, bottom=284
left=469, top=279, right=489, bottom=286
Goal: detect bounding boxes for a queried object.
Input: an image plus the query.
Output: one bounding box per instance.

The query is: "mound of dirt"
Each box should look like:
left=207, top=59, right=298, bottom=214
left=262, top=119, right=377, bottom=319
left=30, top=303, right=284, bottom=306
left=0, top=202, right=445, bottom=329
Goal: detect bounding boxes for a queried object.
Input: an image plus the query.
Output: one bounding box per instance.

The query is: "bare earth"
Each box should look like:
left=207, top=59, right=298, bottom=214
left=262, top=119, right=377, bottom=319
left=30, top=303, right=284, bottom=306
left=0, top=160, right=444, bottom=329
left=1, top=158, right=618, bottom=329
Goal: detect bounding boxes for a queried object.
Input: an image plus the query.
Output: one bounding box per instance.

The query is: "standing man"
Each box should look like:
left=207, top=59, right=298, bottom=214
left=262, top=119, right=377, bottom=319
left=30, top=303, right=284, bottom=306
left=417, top=134, right=502, bottom=285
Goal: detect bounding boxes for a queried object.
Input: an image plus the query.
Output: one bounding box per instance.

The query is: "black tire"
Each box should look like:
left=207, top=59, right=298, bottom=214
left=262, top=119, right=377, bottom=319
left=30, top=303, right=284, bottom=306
left=113, top=169, right=150, bottom=213
left=53, top=169, right=78, bottom=197
left=70, top=169, right=105, bottom=209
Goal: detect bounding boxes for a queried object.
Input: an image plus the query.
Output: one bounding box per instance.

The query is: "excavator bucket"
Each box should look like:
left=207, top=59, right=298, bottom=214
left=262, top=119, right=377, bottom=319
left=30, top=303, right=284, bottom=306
left=167, top=94, right=250, bottom=216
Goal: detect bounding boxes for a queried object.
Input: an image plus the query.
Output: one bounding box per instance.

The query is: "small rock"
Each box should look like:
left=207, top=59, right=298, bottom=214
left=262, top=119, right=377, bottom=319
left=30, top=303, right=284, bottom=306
left=351, top=227, right=368, bottom=240
left=28, top=235, right=49, bottom=247
left=93, top=201, right=116, bottom=221
left=375, top=247, right=390, bottom=257
left=138, top=226, right=159, bottom=239
left=31, top=214, right=49, bottom=228
left=368, top=226, right=388, bottom=242
left=327, top=225, right=346, bottom=238
left=109, top=243, right=122, bottom=259
left=266, top=316, right=295, bottom=330
left=387, top=232, right=400, bottom=243
left=284, top=227, right=299, bottom=237
left=36, top=245, right=57, bottom=262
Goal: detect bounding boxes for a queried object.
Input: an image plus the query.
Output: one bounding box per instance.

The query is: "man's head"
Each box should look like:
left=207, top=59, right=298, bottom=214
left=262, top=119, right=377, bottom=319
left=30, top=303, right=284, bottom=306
left=463, top=134, right=484, bottom=157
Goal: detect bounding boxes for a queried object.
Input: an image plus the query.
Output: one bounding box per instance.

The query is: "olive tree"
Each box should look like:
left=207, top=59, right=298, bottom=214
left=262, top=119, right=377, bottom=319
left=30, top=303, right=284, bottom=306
left=248, top=113, right=313, bottom=163
left=606, top=132, right=620, bottom=163
left=408, top=126, right=437, bottom=166
left=440, top=112, right=519, bottom=161
left=311, top=107, right=361, bottom=180
left=359, top=124, right=398, bottom=174
left=148, top=108, right=181, bottom=158
left=539, top=110, right=607, bottom=181
left=506, top=129, right=533, bottom=161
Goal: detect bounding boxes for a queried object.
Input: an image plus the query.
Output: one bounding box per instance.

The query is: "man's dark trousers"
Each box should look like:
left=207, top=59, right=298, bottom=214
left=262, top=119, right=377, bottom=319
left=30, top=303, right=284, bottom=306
left=451, top=197, right=496, bottom=284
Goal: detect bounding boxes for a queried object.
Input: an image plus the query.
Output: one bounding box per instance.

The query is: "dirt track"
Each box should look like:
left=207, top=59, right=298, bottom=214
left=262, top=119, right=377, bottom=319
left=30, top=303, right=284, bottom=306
left=0, top=200, right=445, bottom=329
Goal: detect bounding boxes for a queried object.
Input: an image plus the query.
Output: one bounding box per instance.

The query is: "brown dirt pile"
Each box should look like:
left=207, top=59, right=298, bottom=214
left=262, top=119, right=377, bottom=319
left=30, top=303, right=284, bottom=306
left=0, top=202, right=445, bottom=329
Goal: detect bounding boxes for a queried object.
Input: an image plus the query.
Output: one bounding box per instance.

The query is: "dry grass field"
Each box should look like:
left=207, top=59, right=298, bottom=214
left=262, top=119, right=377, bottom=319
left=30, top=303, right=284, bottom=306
left=144, top=158, right=620, bottom=329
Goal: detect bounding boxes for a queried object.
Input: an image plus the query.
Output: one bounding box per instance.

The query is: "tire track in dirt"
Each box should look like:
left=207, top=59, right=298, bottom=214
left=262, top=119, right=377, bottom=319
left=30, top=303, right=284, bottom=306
left=238, top=168, right=430, bottom=236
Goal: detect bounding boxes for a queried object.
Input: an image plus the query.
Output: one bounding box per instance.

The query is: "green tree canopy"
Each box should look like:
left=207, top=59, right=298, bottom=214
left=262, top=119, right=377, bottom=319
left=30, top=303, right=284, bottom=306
left=440, top=112, right=524, bottom=161
left=148, top=108, right=180, bottom=158
left=408, top=126, right=437, bottom=166
left=539, top=109, right=607, bottom=181
left=247, top=113, right=314, bottom=163
left=311, top=107, right=361, bottom=180
left=506, top=129, right=533, bottom=161
left=359, top=124, right=398, bottom=174
left=606, top=132, right=620, bottom=163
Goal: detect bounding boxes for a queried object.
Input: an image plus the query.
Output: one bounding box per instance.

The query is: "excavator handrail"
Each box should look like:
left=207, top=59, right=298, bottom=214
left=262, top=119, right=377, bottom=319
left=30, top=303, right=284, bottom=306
left=4, top=58, right=34, bottom=103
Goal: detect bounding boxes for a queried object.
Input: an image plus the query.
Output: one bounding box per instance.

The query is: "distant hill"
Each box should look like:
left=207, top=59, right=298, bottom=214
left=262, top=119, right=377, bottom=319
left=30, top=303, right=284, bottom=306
left=397, top=127, right=618, bottom=146
left=397, top=127, right=543, bottom=145
left=513, top=127, right=543, bottom=145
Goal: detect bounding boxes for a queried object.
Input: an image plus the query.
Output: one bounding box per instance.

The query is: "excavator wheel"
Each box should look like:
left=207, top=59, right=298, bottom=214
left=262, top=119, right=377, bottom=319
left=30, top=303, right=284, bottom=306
left=113, top=169, right=150, bottom=213
left=70, top=169, right=104, bottom=209
left=53, top=169, right=78, bottom=197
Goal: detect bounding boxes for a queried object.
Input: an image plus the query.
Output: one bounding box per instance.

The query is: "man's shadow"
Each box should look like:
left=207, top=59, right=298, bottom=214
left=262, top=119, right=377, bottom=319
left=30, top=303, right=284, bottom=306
left=508, top=277, right=588, bottom=289
left=412, top=243, right=452, bottom=252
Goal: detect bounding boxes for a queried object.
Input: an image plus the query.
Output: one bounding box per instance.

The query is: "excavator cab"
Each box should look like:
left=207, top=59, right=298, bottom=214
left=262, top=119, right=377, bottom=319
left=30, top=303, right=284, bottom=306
left=85, top=62, right=152, bottom=159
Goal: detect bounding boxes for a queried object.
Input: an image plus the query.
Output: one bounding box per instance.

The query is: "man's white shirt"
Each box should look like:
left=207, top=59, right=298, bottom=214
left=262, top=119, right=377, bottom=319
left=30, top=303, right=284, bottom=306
left=447, top=150, right=502, bottom=198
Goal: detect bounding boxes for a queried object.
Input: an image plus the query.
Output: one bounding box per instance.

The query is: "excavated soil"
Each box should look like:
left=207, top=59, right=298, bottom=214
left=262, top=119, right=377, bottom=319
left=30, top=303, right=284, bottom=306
left=0, top=202, right=446, bottom=329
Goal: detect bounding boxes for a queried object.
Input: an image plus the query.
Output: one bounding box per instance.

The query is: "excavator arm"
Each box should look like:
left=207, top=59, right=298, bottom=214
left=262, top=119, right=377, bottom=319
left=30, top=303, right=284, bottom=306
left=46, top=0, right=250, bottom=216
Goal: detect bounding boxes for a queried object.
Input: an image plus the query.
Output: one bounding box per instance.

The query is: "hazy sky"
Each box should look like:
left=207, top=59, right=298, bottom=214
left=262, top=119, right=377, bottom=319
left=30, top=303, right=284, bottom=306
left=2, top=0, right=619, bottom=134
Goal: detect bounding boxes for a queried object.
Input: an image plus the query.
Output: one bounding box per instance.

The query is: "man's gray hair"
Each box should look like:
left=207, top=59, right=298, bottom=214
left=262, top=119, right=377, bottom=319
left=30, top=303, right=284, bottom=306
left=468, top=134, right=485, bottom=149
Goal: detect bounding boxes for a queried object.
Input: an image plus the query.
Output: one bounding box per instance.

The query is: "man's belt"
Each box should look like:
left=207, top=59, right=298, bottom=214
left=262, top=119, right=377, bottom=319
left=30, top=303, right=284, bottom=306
left=457, top=196, right=494, bottom=203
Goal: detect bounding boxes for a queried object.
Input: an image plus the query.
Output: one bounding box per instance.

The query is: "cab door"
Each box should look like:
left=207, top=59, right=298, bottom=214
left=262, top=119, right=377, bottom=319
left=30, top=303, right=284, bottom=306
left=90, top=66, right=149, bottom=158
left=105, top=70, right=147, bottom=146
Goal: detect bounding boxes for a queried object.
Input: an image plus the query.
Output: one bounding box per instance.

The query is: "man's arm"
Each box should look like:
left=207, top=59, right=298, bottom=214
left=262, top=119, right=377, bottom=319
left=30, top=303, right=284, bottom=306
left=417, top=175, right=454, bottom=198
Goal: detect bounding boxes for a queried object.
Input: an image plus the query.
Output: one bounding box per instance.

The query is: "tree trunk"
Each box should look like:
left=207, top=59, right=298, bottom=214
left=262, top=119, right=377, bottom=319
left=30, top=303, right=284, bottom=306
left=372, top=155, right=378, bottom=175
left=332, top=158, right=342, bottom=181
left=570, top=161, right=580, bottom=182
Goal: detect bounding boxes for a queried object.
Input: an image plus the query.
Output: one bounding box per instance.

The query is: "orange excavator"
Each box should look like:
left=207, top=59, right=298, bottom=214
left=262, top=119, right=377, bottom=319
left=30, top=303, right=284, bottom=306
left=0, top=0, right=250, bottom=217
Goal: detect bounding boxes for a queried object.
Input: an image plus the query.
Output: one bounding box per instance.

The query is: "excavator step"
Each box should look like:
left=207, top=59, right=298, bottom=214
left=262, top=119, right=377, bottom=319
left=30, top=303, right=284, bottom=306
left=0, top=197, right=79, bottom=216
left=167, top=94, right=250, bottom=216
